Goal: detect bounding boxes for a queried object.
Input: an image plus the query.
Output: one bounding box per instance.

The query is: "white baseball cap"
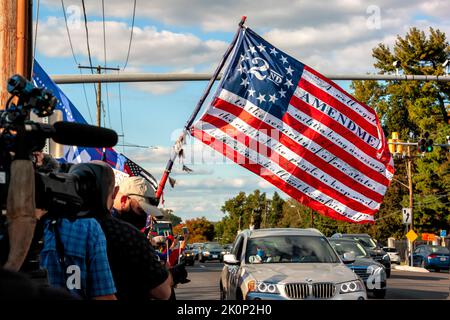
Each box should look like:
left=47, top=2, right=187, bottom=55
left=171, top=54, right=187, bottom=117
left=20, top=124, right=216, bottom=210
left=119, top=176, right=164, bottom=218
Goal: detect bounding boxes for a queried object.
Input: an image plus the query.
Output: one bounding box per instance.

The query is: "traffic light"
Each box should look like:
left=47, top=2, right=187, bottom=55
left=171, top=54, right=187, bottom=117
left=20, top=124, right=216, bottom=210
left=418, top=132, right=433, bottom=153
left=418, top=138, right=427, bottom=152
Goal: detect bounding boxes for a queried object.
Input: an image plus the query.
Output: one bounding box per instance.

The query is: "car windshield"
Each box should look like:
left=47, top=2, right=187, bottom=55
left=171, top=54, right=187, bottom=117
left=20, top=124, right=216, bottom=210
left=329, top=240, right=368, bottom=258
left=245, top=235, right=340, bottom=264
left=353, top=237, right=377, bottom=249
left=204, top=244, right=222, bottom=250
left=383, top=247, right=397, bottom=253
left=430, top=246, right=450, bottom=254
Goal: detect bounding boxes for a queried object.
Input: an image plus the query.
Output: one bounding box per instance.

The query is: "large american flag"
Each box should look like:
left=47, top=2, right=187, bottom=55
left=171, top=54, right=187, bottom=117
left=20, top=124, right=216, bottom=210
left=191, top=27, right=394, bottom=224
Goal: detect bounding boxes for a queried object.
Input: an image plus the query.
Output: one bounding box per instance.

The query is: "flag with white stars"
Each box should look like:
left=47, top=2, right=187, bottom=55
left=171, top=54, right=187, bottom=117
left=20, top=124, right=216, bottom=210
left=32, top=60, right=158, bottom=189
left=192, top=27, right=394, bottom=224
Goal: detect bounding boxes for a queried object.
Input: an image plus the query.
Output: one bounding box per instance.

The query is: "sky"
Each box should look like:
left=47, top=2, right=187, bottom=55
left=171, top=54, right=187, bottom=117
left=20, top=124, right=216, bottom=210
left=34, top=0, right=450, bottom=222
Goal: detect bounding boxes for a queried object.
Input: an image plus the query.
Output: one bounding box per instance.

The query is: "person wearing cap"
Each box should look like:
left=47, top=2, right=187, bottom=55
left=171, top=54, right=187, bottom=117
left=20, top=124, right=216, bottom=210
left=112, top=176, right=164, bottom=230
left=90, top=166, right=172, bottom=300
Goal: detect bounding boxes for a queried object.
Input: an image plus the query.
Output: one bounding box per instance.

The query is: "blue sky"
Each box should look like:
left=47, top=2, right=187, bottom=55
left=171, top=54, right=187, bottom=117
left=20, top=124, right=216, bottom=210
left=34, top=0, right=449, bottom=222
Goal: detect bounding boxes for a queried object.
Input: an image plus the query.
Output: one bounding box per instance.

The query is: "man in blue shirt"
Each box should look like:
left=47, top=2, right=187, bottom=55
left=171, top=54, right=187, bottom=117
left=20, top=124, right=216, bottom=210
left=40, top=163, right=117, bottom=300
left=40, top=218, right=116, bottom=299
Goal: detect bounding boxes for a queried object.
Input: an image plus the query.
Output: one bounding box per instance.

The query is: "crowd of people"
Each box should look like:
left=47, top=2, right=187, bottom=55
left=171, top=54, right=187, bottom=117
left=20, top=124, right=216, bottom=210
left=0, top=152, right=189, bottom=300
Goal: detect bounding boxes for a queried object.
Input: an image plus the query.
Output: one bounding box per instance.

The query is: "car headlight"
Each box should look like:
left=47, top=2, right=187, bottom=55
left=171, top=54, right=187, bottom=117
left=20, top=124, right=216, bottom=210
left=247, top=280, right=279, bottom=294
left=203, top=251, right=210, bottom=256
left=339, top=280, right=364, bottom=294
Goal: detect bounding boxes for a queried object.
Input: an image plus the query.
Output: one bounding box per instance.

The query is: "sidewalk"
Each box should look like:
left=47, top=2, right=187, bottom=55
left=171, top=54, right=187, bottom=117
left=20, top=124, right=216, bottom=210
left=393, top=265, right=430, bottom=273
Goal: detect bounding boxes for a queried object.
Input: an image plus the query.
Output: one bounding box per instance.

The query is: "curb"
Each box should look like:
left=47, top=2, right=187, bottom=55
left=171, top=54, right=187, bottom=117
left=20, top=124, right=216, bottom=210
left=393, top=265, right=430, bottom=273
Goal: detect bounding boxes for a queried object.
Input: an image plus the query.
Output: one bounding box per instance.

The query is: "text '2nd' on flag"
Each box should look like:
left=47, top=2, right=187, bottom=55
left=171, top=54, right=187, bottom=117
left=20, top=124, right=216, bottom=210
left=191, top=27, right=394, bottom=224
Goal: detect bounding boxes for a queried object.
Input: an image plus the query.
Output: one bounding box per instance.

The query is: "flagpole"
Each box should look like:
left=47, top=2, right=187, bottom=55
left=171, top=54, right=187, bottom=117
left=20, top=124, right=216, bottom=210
left=155, top=16, right=247, bottom=202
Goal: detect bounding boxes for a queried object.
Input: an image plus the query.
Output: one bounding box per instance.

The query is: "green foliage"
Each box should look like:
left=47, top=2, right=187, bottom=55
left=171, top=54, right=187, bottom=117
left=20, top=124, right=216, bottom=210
left=215, top=190, right=285, bottom=243
left=351, top=27, right=450, bottom=237
left=179, top=217, right=215, bottom=243
left=160, top=208, right=182, bottom=227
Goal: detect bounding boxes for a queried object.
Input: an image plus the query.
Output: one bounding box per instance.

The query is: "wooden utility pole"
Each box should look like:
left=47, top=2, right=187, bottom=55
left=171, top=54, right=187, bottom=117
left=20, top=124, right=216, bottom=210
left=3, top=0, right=35, bottom=272
left=1, top=0, right=31, bottom=109
left=0, top=0, right=17, bottom=109
left=78, top=65, right=119, bottom=126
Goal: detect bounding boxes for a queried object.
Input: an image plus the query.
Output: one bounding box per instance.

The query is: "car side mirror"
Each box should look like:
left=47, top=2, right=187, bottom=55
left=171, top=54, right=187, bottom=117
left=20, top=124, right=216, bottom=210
left=223, top=254, right=240, bottom=265
left=342, top=252, right=356, bottom=264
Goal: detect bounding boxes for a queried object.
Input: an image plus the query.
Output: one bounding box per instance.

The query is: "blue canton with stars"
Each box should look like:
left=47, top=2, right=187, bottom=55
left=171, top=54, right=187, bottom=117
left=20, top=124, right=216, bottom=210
left=32, top=60, right=119, bottom=166
left=219, top=27, right=304, bottom=119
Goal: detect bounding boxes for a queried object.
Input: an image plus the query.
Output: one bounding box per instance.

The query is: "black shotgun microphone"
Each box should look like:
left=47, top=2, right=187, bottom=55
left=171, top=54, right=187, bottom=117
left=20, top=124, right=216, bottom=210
left=51, top=121, right=118, bottom=147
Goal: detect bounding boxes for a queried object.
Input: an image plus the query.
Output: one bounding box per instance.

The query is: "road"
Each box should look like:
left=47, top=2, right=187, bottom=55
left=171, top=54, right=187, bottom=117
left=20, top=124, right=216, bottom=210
left=175, top=262, right=450, bottom=300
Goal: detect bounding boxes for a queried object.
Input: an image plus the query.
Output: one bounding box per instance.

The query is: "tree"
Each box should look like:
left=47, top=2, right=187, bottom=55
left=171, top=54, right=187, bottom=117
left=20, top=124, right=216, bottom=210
left=160, top=208, right=182, bottom=227
left=267, top=192, right=284, bottom=228
left=174, top=217, right=215, bottom=243
left=351, top=27, right=450, bottom=237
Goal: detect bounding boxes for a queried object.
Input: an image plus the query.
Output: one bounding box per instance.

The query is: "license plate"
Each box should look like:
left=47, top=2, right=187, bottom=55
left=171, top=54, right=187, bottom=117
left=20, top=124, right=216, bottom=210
left=440, top=257, right=447, bottom=261
left=213, top=255, right=218, bottom=258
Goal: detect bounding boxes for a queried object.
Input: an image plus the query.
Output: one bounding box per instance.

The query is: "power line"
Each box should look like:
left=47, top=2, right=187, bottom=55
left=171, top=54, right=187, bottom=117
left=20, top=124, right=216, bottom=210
left=31, top=0, right=40, bottom=74
left=122, top=0, right=137, bottom=70
left=61, top=0, right=79, bottom=65
left=81, top=0, right=94, bottom=74
left=101, top=0, right=112, bottom=128
left=61, top=0, right=93, bottom=124
left=79, top=68, right=94, bottom=124
left=80, top=0, right=98, bottom=121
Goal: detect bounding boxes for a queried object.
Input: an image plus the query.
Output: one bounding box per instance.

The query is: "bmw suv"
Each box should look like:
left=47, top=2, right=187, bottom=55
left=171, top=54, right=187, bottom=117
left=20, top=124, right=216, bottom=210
left=220, top=228, right=367, bottom=300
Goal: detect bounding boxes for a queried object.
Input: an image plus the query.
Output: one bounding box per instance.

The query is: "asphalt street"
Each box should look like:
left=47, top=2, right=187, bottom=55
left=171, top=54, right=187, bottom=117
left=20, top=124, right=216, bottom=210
left=175, top=262, right=450, bottom=300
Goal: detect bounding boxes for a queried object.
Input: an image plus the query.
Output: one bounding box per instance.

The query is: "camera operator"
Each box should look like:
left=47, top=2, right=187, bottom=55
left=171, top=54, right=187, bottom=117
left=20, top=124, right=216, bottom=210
left=39, top=162, right=117, bottom=300
left=87, top=163, right=172, bottom=300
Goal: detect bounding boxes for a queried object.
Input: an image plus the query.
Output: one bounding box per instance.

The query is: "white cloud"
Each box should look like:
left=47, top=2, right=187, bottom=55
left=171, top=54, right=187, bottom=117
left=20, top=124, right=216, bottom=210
left=36, top=17, right=228, bottom=69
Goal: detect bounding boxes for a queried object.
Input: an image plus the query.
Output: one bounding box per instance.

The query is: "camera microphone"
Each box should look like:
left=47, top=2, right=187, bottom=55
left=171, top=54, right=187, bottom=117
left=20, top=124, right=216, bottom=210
left=25, top=121, right=118, bottom=147
left=52, top=122, right=118, bottom=147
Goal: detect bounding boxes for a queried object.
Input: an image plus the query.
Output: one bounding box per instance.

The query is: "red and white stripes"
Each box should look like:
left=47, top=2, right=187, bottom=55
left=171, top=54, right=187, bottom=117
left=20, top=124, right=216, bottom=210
left=192, top=67, right=394, bottom=224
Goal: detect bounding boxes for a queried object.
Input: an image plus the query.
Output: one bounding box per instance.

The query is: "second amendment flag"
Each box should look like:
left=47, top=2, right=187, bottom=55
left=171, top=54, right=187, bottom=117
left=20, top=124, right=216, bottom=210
left=191, top=27, right=394, bottom=224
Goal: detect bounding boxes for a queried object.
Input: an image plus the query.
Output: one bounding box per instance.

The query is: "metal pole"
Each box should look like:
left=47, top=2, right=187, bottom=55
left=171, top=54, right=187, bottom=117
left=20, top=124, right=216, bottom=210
left=50, top=73, right=450, bottom=84
left=155, top=16, right=247, bottom=202
left=407, top=142, right=414, bottom=267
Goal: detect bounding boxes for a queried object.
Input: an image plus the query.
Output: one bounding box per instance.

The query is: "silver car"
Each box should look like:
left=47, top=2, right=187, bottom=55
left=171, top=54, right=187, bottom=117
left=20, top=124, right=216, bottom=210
left=220, top=228, right=367, bottom=300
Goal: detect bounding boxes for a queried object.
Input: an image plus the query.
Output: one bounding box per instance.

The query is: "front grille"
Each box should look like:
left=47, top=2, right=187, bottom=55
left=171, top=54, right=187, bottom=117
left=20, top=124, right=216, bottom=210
left=312, top=283, right=336, bottom=299
left=284, top=283, right=336, bottom=299
left=285, top=283, right=309, bottom=299
left=352, top=268, right=369, bottom=281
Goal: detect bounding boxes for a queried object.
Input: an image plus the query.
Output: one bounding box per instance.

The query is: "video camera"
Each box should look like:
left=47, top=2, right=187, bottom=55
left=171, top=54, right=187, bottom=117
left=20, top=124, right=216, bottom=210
left=0, top=74, right=118, bottom=215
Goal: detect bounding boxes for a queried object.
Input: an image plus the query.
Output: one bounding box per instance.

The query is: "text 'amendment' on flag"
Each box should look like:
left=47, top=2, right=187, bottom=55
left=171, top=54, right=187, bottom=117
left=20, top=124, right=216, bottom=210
left=191, top=27, right=394, bottom=224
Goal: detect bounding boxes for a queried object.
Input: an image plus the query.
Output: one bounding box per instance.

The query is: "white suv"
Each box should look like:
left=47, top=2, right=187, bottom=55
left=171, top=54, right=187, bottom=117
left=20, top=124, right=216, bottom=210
left=220, top=228, right=367, bottom=300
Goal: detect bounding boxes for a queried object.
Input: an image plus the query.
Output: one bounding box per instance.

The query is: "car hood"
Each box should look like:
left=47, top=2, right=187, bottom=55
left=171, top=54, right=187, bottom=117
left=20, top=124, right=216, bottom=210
left=243, top=263, right=358, bottom=284
left=348, top=257, right=384, bottom=268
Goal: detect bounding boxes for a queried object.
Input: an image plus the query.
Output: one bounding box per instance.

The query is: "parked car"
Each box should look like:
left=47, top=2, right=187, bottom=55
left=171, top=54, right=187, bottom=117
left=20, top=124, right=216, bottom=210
left=410, top=245, right=450, bottom=271
left=383, top=247, right=401, bottom=265
left=220, top=228, right=367, bottom=300
left=199, top=242, right=224, bottom=262
left=331, top=233, right=391, bottom=278
left=329, top=238, right=387, bottom=298
left=182, top=245, right=196, bottom=266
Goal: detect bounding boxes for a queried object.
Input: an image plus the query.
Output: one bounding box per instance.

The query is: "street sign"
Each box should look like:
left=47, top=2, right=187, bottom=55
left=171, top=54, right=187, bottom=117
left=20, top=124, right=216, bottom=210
left=406, top=229, right=418, bottom=242
left=402, top=208, right=412, bottom=224
left=422, top=233, right=436, bottom=241
left=440, top=230, right=447, bottom=237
